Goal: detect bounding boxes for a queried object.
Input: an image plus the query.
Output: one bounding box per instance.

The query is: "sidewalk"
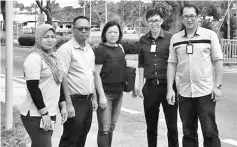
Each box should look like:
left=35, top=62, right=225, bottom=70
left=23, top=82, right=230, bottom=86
left=0, top=76, right=173, bottom=147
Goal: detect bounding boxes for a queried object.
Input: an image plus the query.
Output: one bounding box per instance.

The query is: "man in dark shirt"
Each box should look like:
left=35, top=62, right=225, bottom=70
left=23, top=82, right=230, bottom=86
left=137, top=9, right=179, bottom=147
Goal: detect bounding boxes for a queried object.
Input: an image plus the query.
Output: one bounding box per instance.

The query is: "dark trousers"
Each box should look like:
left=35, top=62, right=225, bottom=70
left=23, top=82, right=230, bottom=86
left=21, top=112, right=56, bottom=147
left=59, top=96, right=93, bottom=147
left=179, top=94, right=221, bottom=147
left=142, top=81, right=179, bottom=147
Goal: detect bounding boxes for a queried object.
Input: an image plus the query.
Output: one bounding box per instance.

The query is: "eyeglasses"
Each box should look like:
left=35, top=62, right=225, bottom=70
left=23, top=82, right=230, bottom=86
left=182, top=15, right=197, bottom=20
left=74, top=27, right=91, bottom=32
left=147, top=19, right=162, bottom=24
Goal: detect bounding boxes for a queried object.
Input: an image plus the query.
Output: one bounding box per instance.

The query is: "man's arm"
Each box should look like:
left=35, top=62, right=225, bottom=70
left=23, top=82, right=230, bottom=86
left=138, top=67, right=145, bottom=97
left=166, top=62, right=177, bottom=105
left=62, top=75, right=75, bottom=118
left=167, top=62, right=177, bottom=91
left=212, top=59, right=223, bottom=101
left=214, top=59, right=223, bottom=85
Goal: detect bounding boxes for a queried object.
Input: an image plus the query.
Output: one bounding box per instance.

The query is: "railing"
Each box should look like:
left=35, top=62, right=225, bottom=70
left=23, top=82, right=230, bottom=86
left=221, top=39, right=237, bottom=64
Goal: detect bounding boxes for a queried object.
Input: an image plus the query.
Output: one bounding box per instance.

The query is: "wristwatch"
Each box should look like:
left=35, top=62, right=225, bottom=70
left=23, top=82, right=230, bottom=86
left=42, top=111, right=49, bottom=116
left=216, top=84, right=222, bottom=89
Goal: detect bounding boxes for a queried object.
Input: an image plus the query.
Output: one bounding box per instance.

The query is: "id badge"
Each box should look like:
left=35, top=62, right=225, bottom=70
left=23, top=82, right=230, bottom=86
left=186, top=44, right=193, bottom=54
left=150, top=45, right=156, bottom=52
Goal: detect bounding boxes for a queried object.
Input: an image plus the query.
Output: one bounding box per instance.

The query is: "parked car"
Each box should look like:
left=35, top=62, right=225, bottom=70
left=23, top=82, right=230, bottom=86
left=91, top=27, right=100, bottom=31
left=124, top=27, right=136, bottom=34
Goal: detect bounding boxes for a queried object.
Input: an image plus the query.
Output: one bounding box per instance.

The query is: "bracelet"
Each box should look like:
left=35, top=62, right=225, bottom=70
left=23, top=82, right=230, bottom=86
left=42, top=111, right=49, bottom=116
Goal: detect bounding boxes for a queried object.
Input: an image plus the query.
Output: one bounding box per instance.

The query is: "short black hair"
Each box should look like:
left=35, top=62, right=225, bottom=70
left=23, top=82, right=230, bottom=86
left=145, top=9, right=163, bottom=20
left=101, top=21, right=123, bottom=43
left=72, top=16, right=90, bottom=26
left=180, top=4, right=199, bottom=16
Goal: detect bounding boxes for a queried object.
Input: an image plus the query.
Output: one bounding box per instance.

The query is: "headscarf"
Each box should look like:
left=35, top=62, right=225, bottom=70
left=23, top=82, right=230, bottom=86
left=32, top=24, right=63, bottom=84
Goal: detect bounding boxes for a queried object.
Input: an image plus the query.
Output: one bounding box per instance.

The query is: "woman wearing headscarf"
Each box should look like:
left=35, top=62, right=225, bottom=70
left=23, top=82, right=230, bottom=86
left=20, top=24, right=68, bottom=147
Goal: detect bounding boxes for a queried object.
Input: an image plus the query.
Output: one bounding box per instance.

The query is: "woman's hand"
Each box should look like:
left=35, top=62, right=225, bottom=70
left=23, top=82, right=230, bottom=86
left=60, top=107, right=68, bottom=124
left=41, top=114, right=52, bottom=131
left=99, top=96, right=107, bottom=109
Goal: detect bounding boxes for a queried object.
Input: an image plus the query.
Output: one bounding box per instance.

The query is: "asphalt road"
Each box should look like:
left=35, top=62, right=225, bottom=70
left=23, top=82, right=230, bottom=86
left=1, top=37, right=237, bottom=146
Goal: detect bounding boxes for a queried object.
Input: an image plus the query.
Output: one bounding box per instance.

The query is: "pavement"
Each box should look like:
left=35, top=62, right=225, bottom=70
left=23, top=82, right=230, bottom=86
left=0, top=75, right=176, bottom=147
left=1, top=67, right=237, bottom=147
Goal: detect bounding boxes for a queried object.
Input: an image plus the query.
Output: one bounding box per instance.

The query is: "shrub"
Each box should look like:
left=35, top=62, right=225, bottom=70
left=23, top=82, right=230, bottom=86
left=18, top=34, right=35, bottom=46
left=1, top=102, right=30, bottom=147
left=120, top=40, right=139, bottom=54
left=54, top=35, right=72, bottom=49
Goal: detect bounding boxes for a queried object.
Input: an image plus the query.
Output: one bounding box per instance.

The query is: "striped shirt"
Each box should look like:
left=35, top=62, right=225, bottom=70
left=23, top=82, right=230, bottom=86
left=168, top=26, right=223, bottom=98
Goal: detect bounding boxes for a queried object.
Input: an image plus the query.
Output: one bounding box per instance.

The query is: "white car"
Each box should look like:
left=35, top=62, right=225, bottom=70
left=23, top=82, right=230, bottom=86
left=124, top=27, right=136, bottom=34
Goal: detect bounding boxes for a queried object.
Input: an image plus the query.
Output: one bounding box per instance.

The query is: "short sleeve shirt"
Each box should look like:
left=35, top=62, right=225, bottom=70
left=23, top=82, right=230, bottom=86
left=20, top=52, right=61, bottom=116
left=94, top=43, right=126, bottom=92
left=168, top=26, right=223, bottom=97
left=57, top=37, right=95, bottom=95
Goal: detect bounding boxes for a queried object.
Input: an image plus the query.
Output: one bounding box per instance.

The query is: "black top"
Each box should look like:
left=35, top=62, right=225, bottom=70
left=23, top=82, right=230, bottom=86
left=138, top=29, right=172, bottom=79
left=94, top=43, right=126, bottom=92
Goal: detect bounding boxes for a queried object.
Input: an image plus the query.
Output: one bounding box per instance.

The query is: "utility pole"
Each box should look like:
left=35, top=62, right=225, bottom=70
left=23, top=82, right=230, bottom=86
left=89, top=0, right=91, bottom=42
left=5, top=0, right=13, bottom=130
left=138, top=1, right=141, bottom=38
left=227, top=0, right=230, bottom=39
left=84, top=0, right=85, bottom=16
left=105, top=1, right=107, bottom=23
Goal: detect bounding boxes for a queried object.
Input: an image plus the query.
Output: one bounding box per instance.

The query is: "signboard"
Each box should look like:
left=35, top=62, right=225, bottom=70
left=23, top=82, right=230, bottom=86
left=37, top=14, right=45, bottom=27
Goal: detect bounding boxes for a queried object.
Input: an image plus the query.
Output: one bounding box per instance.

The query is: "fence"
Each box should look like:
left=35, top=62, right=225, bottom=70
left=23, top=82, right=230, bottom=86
left=221, top=39, right=237, bottom=64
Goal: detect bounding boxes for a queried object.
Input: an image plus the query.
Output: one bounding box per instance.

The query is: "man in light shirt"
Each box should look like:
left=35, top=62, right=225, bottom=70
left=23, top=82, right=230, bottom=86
left=166, top=4, right=223, bottom=147
left=57, top=16, right=102, bottom=147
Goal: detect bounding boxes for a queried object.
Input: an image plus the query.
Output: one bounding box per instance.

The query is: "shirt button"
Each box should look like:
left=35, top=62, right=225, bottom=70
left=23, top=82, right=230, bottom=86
left=155, top=72, right=157, bottom=74
left=154, top=55, right=156, bottom=57
left=154, top=64, right=157, bottom=66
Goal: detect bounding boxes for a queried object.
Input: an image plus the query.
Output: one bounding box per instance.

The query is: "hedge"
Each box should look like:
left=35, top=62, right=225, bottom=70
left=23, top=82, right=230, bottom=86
left=17, top=35, right=139, bottom=54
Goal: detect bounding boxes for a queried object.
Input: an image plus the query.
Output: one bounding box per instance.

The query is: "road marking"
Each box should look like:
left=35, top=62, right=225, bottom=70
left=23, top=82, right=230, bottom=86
left=121, top=107, right=141, bottom=114
left=224, top=69, right=237, bottom=73
left=0, top=74, right=26, bottom=83
left=2, top=74, right=237, bottom=147
left=221, top=139, right=237, bottom=146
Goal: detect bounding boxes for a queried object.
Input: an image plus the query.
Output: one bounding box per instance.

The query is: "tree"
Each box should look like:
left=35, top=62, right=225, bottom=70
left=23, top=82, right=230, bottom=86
left=1, top=0, right=6, bottom=31
left=36, top=0, right=54, bottom=25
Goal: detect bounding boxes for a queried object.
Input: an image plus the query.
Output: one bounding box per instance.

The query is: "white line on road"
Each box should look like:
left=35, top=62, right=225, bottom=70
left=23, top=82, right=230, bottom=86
left=0, top=74, right=25, bottom=83
left=121, top=107, right=141, bottom=114
left=2, top=74, right=237, bottom=146
left=221, top=139, right=237, bottom=146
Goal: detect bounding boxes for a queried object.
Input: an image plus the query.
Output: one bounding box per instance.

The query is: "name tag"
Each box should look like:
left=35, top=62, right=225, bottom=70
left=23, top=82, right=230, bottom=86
left=150, top=45, right=156, bottom=52
left=186, top=44, right=193, bottom=54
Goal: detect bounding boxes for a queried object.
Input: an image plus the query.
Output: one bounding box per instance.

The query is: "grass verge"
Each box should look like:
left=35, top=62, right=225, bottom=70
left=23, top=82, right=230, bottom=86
left=1, top=102, right=30, bottom=147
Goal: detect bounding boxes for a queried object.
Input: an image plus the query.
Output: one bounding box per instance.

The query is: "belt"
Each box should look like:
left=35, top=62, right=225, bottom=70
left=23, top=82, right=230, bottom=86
left=70, top=94, right=93, bottom=100
left=146, top=78, right=167, bottom=85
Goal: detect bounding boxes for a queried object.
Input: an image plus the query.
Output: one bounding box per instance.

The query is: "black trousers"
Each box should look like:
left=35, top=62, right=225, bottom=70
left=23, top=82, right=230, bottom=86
left=59, top=96, right=93, bottom=147
left=21, top=112, right=56, bottom=147
left=142, top=80, right=179, bottom=147
left=179, top=94, right=221, bottom=147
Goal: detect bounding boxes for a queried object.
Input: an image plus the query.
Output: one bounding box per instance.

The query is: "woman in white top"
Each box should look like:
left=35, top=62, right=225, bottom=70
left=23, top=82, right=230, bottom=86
left=20, top=24, right=68, bottom=147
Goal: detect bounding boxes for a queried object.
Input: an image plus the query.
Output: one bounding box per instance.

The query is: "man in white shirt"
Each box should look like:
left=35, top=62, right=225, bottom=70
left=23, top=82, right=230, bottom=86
left=57, top=16, right=99, bottom=147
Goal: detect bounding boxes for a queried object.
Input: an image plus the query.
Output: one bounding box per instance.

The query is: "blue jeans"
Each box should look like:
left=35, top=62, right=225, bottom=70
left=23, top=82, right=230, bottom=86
left=179, top=94, right=221, bottom=147
left=97, top=91, right=123, bottom=147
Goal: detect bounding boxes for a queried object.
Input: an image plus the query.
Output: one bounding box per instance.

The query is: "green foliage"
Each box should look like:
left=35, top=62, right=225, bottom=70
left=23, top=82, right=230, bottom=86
left=1, top=102, right=30, bottom=147
left=201, top=19, right=213, bottom=30
left=18, top=34, right=35, bottom=46
left=120, top=40, right=139, bottom=54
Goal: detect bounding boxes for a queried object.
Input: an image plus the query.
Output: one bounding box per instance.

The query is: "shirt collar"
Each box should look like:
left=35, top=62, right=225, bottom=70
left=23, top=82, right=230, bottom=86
left=71, top=37, right=89, bottom=51
left=145, top=28, right=165, bottom=39
left=182, top=26, right=200, bottom=38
